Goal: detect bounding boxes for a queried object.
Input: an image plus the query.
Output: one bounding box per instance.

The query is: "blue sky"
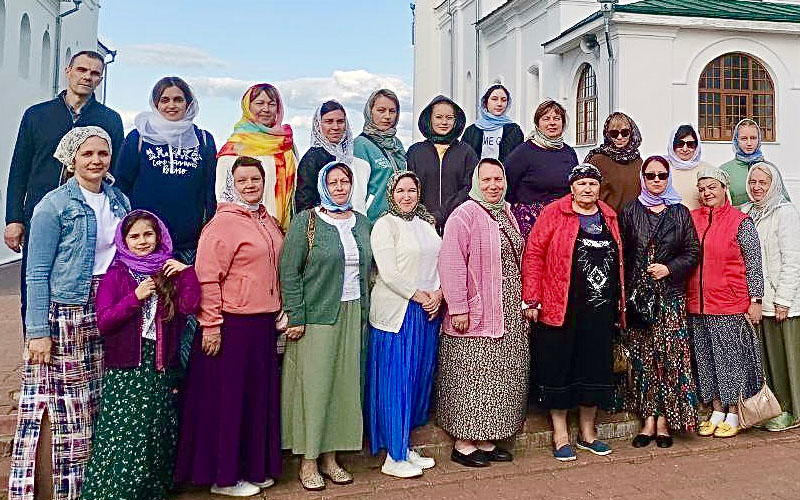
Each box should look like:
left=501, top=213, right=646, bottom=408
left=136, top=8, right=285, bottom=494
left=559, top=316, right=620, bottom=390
left=98, top=0, right=415, bottom=151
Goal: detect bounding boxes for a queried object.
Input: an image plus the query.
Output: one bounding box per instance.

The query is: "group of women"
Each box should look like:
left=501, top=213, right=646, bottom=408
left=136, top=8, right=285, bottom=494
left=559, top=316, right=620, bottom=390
left=8, top=76, right=800, bottom=500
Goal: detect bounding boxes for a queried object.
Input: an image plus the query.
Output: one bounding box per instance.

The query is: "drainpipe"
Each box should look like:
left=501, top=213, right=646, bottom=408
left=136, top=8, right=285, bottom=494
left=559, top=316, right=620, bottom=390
left=449, top=0, right=455, bottom=96
left=52, top=0, right=82, bottom=96
left=598, top=0, right=617, bottom=112
left=475, top=0, right=481, bottom=114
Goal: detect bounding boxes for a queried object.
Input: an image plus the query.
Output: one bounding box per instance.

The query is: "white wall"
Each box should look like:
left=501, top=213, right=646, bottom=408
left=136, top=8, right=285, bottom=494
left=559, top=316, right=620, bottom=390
left=0, top=0, right=101, bottom=264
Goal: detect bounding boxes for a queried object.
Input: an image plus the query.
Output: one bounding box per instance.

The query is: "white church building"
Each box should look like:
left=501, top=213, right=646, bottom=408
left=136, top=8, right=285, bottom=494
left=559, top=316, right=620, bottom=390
left=412, top=0, right=800, bottom=197
left=0, top=0, right=109, bottom=263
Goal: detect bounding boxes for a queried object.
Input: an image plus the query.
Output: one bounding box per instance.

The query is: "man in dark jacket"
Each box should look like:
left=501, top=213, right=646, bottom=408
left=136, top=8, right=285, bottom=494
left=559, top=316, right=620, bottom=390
left=4, top=50, right=124, bottom=327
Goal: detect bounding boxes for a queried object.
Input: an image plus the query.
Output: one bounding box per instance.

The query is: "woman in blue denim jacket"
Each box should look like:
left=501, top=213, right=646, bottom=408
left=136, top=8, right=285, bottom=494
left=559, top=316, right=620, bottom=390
left=8, top=126, right=130, bottom=500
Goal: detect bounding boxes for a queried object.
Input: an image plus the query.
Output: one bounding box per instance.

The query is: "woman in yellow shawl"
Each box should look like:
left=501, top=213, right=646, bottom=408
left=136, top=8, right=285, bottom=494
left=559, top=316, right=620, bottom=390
left=216, top=83, right=298, bottom=231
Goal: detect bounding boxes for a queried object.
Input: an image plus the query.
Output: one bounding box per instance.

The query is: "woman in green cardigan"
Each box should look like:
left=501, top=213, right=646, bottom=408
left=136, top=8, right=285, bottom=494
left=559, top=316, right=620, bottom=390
left=280, top=161, right=373, bottom=491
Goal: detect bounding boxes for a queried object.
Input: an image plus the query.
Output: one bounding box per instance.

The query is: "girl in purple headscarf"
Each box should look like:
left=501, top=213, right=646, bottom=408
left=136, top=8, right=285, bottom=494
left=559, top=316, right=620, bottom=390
left=82, top=210, right=201, bottom=500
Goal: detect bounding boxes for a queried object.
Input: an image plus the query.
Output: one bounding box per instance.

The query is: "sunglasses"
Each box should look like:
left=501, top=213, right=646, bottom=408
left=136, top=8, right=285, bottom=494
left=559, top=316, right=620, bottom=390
left=607, top=129, right=631, bottom=139
left=643, top=172, right=669, bottom=181
left=675, top=139, right=697, bottom=149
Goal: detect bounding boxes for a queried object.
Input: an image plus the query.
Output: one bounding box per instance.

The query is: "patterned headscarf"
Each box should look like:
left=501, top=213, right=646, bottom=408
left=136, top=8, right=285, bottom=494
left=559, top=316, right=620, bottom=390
left=744, top=162, right=792, bottom=225
left=220, top=157, right=264, bottom=212
left=475, top=84, right=514, bottom=132
left=134, top=80, right=199, bottom=149
left=666, top=124, right=703, bottom=170
left=317, top=161, right=353, bottom=213
left=733, top=118, right=765, bottom=163
left=362, top=89, right=406, bottom=170
left=113, top=210, right=173, bottom=274
left=697, top=165, right=730, bottom=187
left=468, top=158, right=507, bottom=213
left=418, top=95, right=466, bottom=145
left=568, top=163, right=603, bottom=185
left=53, top=126, right=113, bottom=172
left=311, top=100, right=354, bottom=164
left=637, top=156, right=682, bottom=207
left=589, top=112, right=642, bottom=164
left=527, top=99, right=566, bottom=150
left=384, top=171, right=436, bottom=225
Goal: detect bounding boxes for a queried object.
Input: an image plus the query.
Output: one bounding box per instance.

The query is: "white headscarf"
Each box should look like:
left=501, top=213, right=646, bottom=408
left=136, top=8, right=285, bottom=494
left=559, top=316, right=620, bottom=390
left=666, top=124, right=703, bottom=170
left=744, top=162, right=791, bottom=224
left=53, top=126, right=113, bottom=172
left=133, top=83, right=200, bottom=149
left=310, top=101, right=353, bottom=164
left=219, top=159, right=263, bottom=212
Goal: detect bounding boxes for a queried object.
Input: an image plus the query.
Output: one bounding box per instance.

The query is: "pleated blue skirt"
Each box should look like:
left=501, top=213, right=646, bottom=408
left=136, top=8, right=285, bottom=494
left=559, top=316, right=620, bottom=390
left=366, top=302, right=441, bottom=460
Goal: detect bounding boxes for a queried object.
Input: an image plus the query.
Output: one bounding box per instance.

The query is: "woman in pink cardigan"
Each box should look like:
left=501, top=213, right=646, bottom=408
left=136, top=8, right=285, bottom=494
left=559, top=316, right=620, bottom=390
left=436, top=158, right=529, bottom=468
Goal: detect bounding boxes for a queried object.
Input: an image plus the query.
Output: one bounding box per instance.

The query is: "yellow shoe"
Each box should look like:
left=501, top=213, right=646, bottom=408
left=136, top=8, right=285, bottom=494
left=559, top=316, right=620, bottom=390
left=698, top=420, right=717, bottom=437
left=713, top=421, right=739, bottom=438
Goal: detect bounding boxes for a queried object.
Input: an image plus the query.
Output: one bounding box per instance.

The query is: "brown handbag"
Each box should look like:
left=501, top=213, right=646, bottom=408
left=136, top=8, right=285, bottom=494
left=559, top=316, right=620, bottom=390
left=737, top=322, right=782, bottom=429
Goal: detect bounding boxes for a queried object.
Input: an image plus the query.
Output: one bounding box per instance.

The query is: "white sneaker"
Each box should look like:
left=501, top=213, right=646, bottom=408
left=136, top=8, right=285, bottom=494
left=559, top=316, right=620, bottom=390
left=250, top=478, right=275, bottom=489
left=381, top=455, right=424, bottom=478
left=407, top=449, right=436, bottom=470
left=209, top=480, right=260, bottom=497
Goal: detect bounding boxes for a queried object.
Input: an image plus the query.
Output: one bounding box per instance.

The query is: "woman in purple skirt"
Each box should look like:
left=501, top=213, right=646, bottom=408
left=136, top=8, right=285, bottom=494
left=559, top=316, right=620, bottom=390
left=175, top=156, right=285, bottom=498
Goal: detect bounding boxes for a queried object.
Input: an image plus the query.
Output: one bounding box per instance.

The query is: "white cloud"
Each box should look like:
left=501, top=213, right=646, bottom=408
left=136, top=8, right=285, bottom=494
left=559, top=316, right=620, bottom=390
left=117, top=44, right=227, bottom=69
left=118, top=109, right=139, bottom=133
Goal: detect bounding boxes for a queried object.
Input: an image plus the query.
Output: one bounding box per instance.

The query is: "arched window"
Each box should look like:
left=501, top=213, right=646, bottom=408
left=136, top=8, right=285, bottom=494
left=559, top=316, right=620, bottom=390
left=18, top=13, right=30, bottom=78
left=0, top=0, right=6, bottom=65
left=40, top=30, right=51, bottom=86
left=698, top=52, right=775, bottom=141
left=576, top=64, right=597, bottom=145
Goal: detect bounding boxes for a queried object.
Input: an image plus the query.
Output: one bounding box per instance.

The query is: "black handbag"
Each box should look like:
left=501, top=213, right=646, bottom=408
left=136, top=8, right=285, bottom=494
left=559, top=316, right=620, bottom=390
left=626, top=219, right=664, bottom=326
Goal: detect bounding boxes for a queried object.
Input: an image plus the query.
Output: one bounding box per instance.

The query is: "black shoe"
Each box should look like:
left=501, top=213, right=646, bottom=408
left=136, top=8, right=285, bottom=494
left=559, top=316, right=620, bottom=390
left=450, top=448, right=490, bottom=468
left=632, top=434, right=654, bottom=448
left=655, top=434, right=673, bottom=448
left=483, top=447, right=513, bottom=462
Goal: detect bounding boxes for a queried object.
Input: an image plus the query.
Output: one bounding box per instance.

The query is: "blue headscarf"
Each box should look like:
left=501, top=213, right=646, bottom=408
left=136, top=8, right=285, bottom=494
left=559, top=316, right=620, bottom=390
left=638, top=156, right=682, bottom=207
left=317, top=161, right=353, bottom=212
left=732, top=118, right=764, bottom=163
left=474, top=84, right=514, bottom=132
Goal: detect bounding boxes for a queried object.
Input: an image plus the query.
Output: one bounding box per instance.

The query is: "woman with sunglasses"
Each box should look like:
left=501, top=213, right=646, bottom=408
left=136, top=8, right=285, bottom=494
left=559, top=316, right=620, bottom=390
left=585, top=112, right=643, bottom=213
left=665, top=124, right=713, bottom=210
left=619, top=156, right=700, bottom=449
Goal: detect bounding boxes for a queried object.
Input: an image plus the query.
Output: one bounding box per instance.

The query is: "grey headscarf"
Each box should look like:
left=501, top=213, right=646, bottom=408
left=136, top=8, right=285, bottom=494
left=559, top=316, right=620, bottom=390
left=53, top=126, right=113, bottom=173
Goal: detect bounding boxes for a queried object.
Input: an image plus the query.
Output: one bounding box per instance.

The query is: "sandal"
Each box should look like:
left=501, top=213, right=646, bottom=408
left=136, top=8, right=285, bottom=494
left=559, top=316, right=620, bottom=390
left=319, top=463, right=353, bottom=485
left=298, top=467, right=325, bottom=491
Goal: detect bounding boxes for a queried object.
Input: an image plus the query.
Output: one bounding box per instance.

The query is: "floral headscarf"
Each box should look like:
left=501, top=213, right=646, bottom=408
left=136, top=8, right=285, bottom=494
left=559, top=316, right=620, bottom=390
left=311, top=101, right=353, bottom=164
left=589, top=112, right=642, bottom=164
left=53, top=126, right=113, bottom=172
left=384, top=171, right=435, bottom=225
left=568, top=163, right=604, bottom=185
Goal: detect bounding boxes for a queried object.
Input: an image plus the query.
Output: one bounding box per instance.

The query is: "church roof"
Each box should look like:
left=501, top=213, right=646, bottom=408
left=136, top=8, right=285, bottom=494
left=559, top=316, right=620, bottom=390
left=616, top=0, right=800, bottom=23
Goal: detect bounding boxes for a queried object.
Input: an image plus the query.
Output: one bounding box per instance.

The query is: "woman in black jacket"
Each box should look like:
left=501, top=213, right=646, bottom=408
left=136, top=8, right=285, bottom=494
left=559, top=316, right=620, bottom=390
left=407, top=95, right=478, bottom=228
left=461, top=84, right=523, bottom=164
left=619, top=155, right=700, bottom=449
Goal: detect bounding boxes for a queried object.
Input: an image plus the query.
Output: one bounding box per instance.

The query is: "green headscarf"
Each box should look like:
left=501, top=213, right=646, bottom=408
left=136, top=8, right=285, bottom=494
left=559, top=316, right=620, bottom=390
left=384, top=171, right=436, bottom=225
left=468, top=158, right=507, bottom=213
left=362, top=89, right=407, bottom=171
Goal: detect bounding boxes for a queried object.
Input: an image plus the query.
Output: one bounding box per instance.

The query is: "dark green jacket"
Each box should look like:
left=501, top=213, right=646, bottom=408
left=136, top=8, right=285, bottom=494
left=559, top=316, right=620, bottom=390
left=280, top=209, right=372, bottom=327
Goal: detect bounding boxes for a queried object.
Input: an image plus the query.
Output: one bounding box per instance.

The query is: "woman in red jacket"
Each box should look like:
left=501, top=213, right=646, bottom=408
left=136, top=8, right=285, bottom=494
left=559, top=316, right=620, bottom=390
left=687, top=167, right=764, bottom=438
left=522, top=163, right=625, bottom=462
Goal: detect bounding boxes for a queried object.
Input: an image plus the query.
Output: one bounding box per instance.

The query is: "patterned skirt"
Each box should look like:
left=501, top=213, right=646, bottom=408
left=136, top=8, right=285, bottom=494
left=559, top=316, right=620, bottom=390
left=82, top=340, right=180, bottom=500
left=511, top=202, right=545, bottom=243
left=9, top=278, right=103, bottom=500
left=623, top=296, right=698, bottom=432
left=689, top=313, right=763, bottom=406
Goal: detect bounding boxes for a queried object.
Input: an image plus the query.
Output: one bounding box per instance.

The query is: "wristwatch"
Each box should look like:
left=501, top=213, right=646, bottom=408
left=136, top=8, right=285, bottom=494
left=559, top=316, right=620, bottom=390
left=751, top=298, right=763, bottom=304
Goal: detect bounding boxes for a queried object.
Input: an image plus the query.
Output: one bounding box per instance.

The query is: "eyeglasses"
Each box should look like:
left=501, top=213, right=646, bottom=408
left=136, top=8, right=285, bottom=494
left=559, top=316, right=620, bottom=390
left=675, top=139, right=697, bottom=149
left=607, top=129, right=631, bottom=139
left=643, top=172, right=669, bottom=181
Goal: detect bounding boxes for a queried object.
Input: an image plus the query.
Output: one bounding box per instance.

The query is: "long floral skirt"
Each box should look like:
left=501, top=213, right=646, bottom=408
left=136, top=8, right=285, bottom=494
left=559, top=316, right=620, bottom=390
left=9, top=279, right=103, bottom=500
left=82, top=340, right=180, bottom=500
left=623, top=296, right=698, bottom=432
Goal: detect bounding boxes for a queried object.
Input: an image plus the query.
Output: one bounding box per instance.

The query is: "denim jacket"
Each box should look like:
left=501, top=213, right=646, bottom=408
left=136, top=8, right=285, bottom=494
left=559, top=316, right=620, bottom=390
left=25, top=177, right=130, bottom=339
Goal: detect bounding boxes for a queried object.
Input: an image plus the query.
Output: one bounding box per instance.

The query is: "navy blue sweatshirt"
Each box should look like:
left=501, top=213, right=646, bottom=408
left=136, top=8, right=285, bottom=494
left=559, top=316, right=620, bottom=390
left=112, top=127, right=217, bottom=251
left=6, top=92, right=124, bottom=225
left=504, top=141, right=578, bottom=205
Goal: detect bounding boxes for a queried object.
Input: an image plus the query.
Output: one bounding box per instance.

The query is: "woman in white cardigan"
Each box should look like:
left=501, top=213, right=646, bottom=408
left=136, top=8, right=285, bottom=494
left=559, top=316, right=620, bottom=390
left=743, top=161, right=800, bottom=431
left=365, top=171, right=443, bottom=478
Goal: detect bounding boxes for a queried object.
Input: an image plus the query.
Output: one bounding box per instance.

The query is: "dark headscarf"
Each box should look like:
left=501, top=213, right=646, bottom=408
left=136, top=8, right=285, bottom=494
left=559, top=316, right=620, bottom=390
left=589, top=112, right=642, bottom=164
left=568, top=163, right=603, bottom=185
left=384, top=171, right=436, bottom=225
left=417, top=95, right=466, bottom=145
